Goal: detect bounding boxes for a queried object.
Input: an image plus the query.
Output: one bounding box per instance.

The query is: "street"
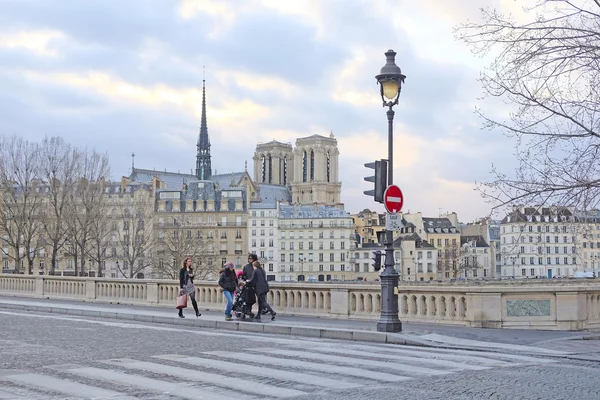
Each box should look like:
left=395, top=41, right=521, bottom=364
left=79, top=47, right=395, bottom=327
left=1, top=310, right=599, bottom=400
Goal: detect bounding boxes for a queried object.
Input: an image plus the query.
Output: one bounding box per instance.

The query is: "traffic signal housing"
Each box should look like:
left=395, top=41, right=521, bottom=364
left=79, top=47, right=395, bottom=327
left=364, top=159, right=388, bottom=203
left=372, top=250, right=383, bottom=271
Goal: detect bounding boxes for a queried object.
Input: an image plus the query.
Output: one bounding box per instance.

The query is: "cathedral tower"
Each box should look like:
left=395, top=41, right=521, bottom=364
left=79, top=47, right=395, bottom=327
left=253, top=140, right=294, bottom=185
left=196, top=79, right=212, bottom=180
left=291, top=132, right=342, bottom=206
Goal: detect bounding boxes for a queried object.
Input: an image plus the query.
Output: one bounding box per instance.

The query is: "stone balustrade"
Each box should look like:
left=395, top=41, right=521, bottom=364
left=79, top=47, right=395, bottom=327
left=1, top=274, right=599, bottom=330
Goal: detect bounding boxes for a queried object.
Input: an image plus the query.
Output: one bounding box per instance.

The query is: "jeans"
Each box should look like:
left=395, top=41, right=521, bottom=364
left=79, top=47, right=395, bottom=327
left=224, top=291, right=234, bottom=316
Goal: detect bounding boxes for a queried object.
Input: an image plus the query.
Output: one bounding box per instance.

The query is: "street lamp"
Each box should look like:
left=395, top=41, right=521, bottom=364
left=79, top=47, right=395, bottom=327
left=375, top=49, right=405, bottom=333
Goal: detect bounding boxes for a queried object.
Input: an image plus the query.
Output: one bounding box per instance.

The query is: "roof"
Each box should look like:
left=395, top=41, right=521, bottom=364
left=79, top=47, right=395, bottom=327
left=130, top=168, right=247, bottom=191
left=461, top=235, right=490, bottom=248
left=501, top=206, right=575, bottom=224
left=422, top=217, right=458, bottom=233
left=249, top=184, right=292, bottom=209
left=279, top=205, right=352, bottom=219
left=393, top=233, right=434, bottom=248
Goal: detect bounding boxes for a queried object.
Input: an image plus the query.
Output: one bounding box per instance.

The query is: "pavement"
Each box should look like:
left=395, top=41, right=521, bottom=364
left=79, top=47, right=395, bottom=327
left=0, top=294, right=598, bottom=357
left=3, top=310, right=599, bottom=400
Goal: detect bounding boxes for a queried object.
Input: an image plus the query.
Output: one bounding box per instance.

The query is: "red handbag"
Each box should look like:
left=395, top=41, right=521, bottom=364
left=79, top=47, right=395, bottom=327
left=176, top=294, right=188, bottom=309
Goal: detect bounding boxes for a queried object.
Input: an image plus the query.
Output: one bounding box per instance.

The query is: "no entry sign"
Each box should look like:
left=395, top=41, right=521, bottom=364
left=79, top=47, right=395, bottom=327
left=384, top=185, right=404, bottom=213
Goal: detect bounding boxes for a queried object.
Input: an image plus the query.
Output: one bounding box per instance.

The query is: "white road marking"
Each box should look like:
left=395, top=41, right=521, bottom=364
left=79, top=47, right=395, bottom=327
left=0, top=372, right=134, bottom=399
left=206, top=351, right=410, bottom=382
left=59, top=366, right=242, bottom=400
left=262, top=349, right=450, bottom=376
left=101, top=358, right=305, bottom=398
left=155, top=354, right=361, bottom=390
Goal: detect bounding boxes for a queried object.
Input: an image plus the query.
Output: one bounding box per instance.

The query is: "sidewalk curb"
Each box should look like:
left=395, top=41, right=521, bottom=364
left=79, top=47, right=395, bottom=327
left=0, top=301, right=429, bottom=347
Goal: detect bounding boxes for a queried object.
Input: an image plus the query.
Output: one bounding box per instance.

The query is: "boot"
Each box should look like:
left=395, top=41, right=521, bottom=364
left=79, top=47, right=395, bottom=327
left=192, top=300, right=201, bottom=317
left=178, top=309, right=185, bottom=318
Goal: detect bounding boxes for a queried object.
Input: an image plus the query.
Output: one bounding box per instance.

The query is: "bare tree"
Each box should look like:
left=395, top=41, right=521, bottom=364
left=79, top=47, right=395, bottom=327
left=87, top=196, right=111, bottom=277
left=38, top=136, right=80, bottom=275
left=114, top=185, right=154, bottom=279
left=457, top=242, right=482, bottom=279
left=0, top=135, right=45, bottom=274
left=151, top=218, right=216, bottom=280
left=64, top=149, right=110, bottom=276
left=455, top=0, right=600, bottom=212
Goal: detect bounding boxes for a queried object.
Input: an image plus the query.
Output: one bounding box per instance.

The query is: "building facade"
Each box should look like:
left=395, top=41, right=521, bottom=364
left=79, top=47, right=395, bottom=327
left=278, top=205, right=354, bottom=282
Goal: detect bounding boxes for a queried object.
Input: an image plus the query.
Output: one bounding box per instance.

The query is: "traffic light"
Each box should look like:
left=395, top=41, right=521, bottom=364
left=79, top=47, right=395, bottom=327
left=364, top=159, right=388, bottom=203
left=372, top=250, right=382, bottom=271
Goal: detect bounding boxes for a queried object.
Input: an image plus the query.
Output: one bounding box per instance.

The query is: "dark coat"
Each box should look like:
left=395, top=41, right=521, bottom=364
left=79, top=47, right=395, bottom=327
left=242, top=263, right=254, bottom=281
left=179, top=267, right=194, bottom=289
left=218, top=269, right=238, bottom=292
left=246, top=267, right=269, bottom=295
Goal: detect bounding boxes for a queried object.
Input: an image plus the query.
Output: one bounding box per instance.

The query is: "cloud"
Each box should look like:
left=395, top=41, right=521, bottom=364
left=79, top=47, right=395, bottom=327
left=0, top=0, right=522, bottom=223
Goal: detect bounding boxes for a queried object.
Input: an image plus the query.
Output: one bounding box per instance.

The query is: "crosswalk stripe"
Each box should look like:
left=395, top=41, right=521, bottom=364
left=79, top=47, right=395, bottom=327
left=59, top=366, right=242, bottom=400
left=353, top=343, right=555, bottom=364
left=155, top=354, right=361, bottom=390
left=101, top=358, right=305, bottom=398
left=337, top=344, right=513, bottom=366
left=0, top=373, right=135, bottom=399
left=0, top=388, right=27, bottom=399
left=206, top=351, right=410, bottom=382
left=285, top=346, right=488, bottom=371
left=262, top=349, right=451, bottom=376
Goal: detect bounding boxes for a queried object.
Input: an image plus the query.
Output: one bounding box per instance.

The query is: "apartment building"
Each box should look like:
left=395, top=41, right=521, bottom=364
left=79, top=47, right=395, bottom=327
left=278, top=205, right=354, bottom=282
left=500, top=206, right=600, bottom=278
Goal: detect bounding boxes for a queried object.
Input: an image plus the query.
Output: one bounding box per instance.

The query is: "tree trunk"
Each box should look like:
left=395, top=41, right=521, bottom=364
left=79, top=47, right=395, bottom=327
left=50, top=247, right=58, bottom=275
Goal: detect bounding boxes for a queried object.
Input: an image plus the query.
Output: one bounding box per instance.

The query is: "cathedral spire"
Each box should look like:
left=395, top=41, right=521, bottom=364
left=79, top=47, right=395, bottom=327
left=196, top=76, right=212, bottom=180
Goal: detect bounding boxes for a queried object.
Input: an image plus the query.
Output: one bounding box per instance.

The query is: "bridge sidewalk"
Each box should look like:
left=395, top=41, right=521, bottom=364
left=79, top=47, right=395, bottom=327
left=0, top=295, right=595, bottom=356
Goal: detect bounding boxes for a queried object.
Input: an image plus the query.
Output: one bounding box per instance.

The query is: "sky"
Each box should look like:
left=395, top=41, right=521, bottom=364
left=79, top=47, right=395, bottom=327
left=0, top=0, right=528, bottom=223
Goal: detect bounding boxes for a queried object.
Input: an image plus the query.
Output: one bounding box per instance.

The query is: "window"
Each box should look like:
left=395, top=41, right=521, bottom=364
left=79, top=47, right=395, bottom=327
left=330, top=242, right=334, bottom=250
left=330, top=253, right=335, bottom=262
left=290, top=254, right=295, bottom=262
left=281, top=254, right=285, bottom=262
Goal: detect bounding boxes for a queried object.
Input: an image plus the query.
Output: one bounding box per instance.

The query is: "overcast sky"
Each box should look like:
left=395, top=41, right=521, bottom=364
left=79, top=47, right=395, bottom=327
left=0, top=0, right=526, bottom=222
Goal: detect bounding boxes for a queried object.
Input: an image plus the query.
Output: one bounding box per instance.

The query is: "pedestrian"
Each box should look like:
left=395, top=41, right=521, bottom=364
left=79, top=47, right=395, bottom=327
left=241, top=254, right=258, bottom=314
left=219, top=261, right=238, bottom=321
left=242, top=254, right=257, bottom=281
left=245, top=260, right=276, bottom=321
left=178, top=257, right=201, bottom=318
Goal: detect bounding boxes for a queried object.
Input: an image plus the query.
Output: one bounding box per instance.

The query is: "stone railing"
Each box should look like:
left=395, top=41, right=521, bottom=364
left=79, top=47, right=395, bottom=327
left=1, top=274, right=599, bottom=330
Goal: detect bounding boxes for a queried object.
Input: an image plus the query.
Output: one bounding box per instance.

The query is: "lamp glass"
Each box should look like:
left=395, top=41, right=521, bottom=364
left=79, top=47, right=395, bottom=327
left=382, top=80, right=399, bottom=100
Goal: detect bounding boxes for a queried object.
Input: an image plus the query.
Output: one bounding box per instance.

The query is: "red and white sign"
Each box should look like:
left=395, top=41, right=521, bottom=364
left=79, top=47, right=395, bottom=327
left=384, top=185, right=404, bottom=213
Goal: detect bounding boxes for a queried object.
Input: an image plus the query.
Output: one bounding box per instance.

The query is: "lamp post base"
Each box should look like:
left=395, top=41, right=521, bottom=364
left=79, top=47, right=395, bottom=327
left=377, top=260, right=402, bottom=333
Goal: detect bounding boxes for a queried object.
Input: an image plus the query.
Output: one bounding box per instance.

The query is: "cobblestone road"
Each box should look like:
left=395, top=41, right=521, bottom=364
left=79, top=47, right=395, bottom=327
left=1, top=310, right=599, bottom=400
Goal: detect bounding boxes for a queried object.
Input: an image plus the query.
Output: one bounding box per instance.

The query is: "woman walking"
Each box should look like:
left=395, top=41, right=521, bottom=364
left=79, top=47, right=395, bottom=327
left=246, top=261, right=276, bottom=321
left=178, top=257, right=201, bottom=318
left=218, top=261, right=238, bottom=321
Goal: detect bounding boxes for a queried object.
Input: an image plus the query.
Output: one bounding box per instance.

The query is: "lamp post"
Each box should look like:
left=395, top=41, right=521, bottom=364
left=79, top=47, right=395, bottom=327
left=375, top=49, right=406, bottom=333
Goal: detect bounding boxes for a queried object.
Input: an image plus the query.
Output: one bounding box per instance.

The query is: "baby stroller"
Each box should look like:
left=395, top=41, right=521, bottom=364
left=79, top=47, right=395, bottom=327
left=232, top=284, right=256, bottom=319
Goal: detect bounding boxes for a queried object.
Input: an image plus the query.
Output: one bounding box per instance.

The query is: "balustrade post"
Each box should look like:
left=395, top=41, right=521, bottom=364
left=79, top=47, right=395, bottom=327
left=146, top=282, right=159, bottom=305
left=35, top=276, right=44, bottom=296
left=85, top=279, right=96, bottom=300
left=466, top=292, right=501, bottom=328
left=329, top=288, right=349, bottom=317
left=556, top=291, right=586, bottom=330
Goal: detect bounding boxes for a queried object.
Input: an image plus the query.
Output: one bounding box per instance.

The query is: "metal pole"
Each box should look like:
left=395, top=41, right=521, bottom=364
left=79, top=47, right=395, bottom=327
left=387, top=107, right=394, bottom=185
left=377, top=105, right=402, bottom=332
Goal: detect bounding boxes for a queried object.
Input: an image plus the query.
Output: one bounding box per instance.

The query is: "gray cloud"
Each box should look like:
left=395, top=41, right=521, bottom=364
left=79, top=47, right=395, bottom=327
left=0, top=0, right=514, bottom=221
